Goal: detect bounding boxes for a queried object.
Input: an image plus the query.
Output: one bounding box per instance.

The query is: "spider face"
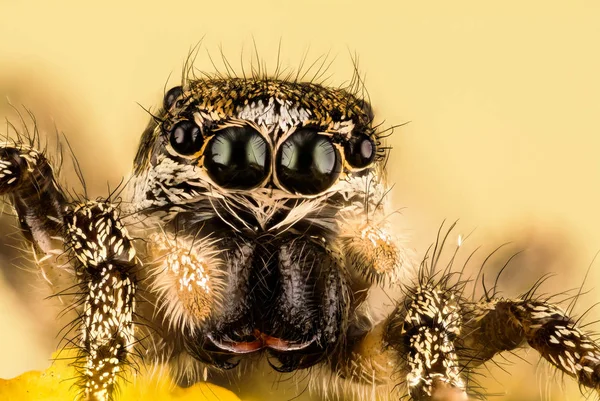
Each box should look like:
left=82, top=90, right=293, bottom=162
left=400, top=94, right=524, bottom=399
left=133, top=78, right=377, bottom=198
left=128, top=78, right=385, bottom=371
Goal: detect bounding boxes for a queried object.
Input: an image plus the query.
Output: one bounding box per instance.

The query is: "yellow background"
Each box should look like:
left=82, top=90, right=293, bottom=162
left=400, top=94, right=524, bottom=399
left=1, top=1, right=600, bottom=400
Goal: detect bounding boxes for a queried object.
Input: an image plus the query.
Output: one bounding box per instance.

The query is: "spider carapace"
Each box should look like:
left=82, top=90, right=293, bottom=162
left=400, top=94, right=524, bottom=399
left=1, top=75, right=600, bottom=401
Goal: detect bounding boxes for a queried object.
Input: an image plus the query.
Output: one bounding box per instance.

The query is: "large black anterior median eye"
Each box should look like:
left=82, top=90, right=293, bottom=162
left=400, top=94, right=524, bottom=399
left=276, top=129, right=341, bottom=195
left=169, top=121, right=204, bottom=156
left=204, top=126, right=270, bottom=189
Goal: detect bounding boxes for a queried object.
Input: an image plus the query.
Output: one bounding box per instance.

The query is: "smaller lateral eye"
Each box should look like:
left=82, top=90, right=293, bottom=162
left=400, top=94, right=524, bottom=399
left=344, top=134, right=376, bottom=168
left=164, top=86, right=183, bottom=111
left=169, top=121, right=204, bottom=156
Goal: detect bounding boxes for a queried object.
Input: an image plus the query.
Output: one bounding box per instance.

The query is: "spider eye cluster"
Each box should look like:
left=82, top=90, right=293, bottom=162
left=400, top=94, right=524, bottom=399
left=166, top=122, right=376, bottom=194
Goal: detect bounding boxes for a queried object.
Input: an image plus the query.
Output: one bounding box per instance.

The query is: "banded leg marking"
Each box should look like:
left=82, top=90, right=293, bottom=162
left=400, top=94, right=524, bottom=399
left=65, top=201, right=138, bottom=401
left=387, top=283, right=467, bottom=400
left=0, top=145, right=66, bottom=254
left=461, top=299, right=600, bottom=390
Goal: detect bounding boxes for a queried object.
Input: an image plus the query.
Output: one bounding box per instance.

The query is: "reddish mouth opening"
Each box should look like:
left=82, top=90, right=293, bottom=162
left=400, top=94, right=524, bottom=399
left=207, top=330, right=317, bottom=354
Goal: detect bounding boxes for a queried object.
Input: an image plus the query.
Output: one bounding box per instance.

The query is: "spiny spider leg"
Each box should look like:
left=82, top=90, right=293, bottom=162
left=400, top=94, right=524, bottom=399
left=332, top=276, right=468, bottom=400
left=386, top=281, right=468, bottom=400
left=0, top=144, right=136, bottom=400
left=459, top=298, right=600, bottom=392
left=0, top=144, right=66, bottom=259
left=64, top=201, right=139, bottom=401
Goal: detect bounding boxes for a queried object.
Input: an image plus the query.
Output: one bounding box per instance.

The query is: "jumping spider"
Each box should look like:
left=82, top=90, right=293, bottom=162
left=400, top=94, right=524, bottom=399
left=1, top=68, right=600, bottom=401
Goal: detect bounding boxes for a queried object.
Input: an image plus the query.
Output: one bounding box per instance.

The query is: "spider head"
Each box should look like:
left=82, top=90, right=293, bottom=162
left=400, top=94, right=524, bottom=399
left=130, top=78, right=386, bottom=371
left=131, top=78, right=381, bottom=225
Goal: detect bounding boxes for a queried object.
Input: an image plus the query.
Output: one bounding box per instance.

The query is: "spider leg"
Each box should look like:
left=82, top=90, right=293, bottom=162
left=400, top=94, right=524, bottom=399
left=0, top=145, right=66, bottom=254
left=64, top=201, right=139, bottom=401
left=332, top=280, right=468, bottom=401
left=459, top=298, right=600, bottom=391
left=386, top=281, right=468, bottom=400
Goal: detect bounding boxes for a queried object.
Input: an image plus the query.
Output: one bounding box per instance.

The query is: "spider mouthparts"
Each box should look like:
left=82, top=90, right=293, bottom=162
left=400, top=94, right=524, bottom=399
left=263, top=334, right=317, bottom=351
left=207, top=331, right=317, bottom=354
left=206, top=333, right=263, bottom=354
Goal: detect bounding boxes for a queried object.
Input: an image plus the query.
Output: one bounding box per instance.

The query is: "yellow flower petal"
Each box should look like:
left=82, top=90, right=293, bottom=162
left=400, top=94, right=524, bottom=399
left=0, top=350, right=240, bottom=401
